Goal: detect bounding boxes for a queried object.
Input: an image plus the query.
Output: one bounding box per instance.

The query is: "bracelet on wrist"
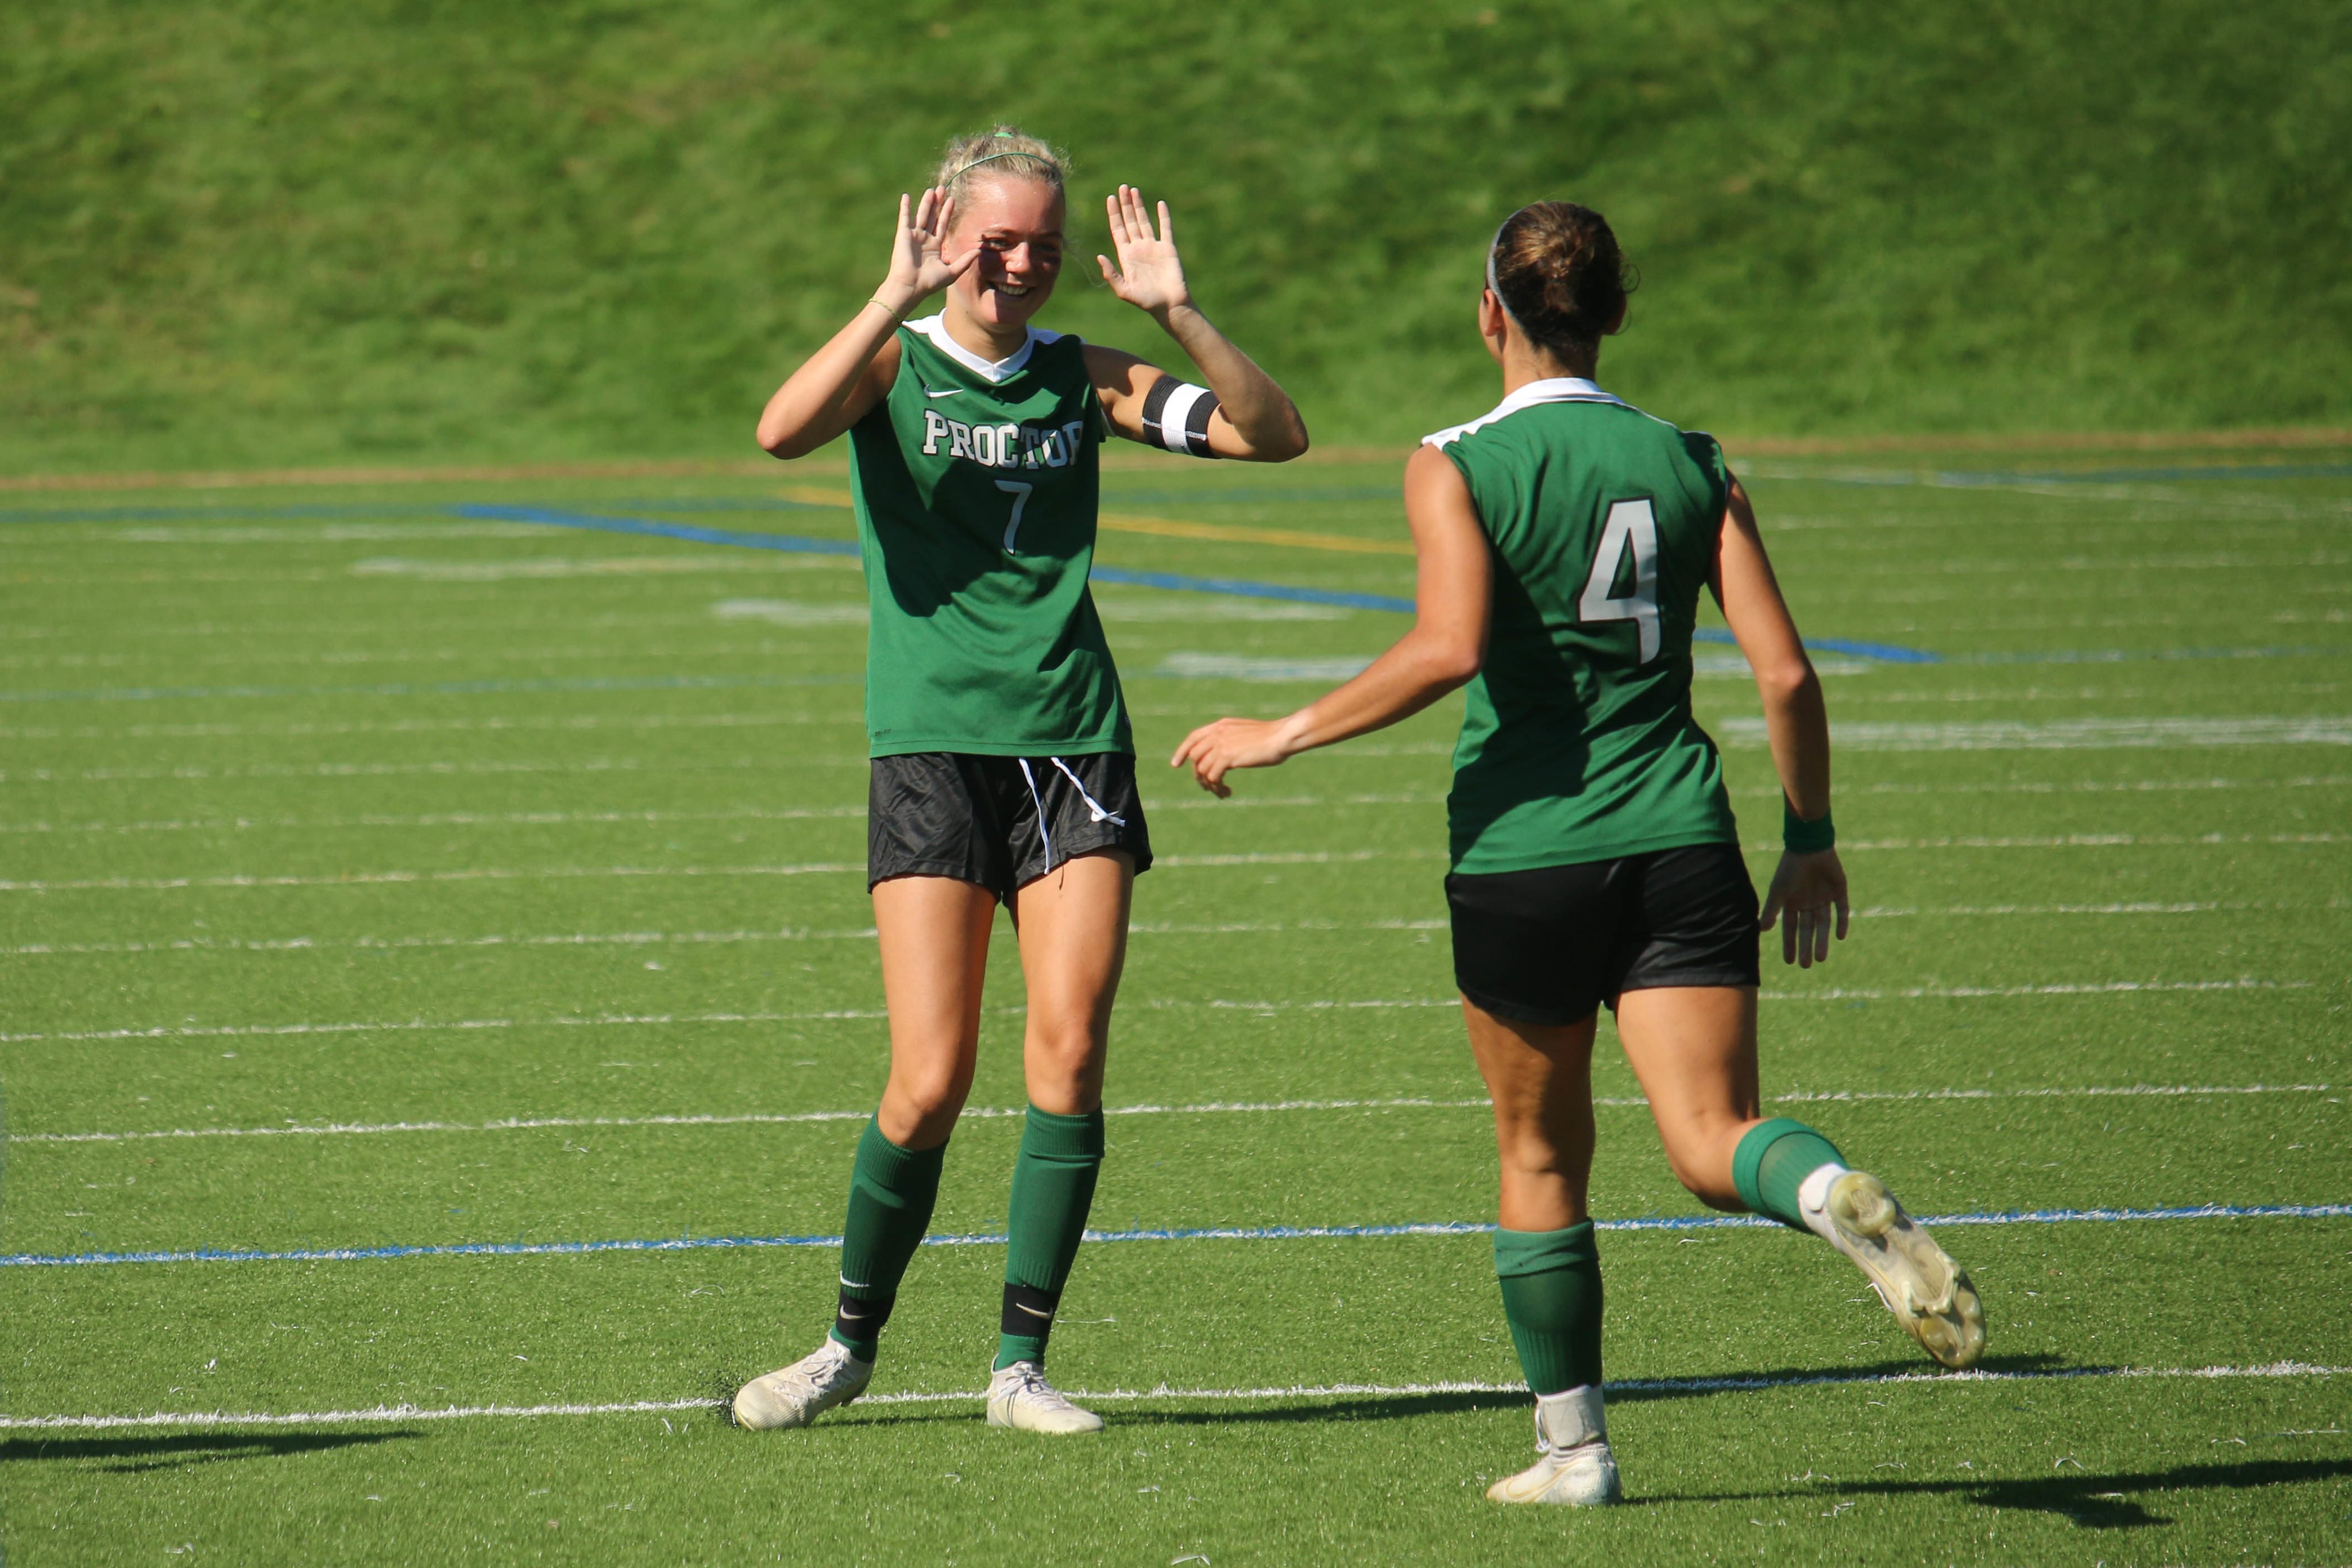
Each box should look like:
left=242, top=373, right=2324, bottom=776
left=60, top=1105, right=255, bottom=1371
left=1782, top=799, right=1835, bottom=855
left=866, top=296, right=908, bottom=320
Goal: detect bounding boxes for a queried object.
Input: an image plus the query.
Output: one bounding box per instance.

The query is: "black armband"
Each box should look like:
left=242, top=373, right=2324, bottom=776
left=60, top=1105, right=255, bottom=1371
left=1140, top=376, right=1221, bottom=458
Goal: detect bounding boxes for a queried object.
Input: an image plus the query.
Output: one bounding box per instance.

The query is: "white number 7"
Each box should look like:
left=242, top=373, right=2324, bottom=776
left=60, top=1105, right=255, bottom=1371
left=1578, top=497, right=1660, bottom=663
left=995, top=480, right=1034, bottom=552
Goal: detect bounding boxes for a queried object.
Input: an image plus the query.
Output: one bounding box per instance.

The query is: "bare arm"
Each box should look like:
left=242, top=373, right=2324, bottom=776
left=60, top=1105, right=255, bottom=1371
left=1171, top=445, right=1487, bottom=794
left=1089, top=186, right=1308, bottom=462
left=755, top=190, right=976, bottom=459
left=1710, top=472, right=1849, bottom=966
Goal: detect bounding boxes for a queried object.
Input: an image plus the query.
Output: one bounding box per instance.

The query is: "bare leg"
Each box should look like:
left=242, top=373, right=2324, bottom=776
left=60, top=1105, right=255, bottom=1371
left=1461, top=998, right=1600, bottom=1231
left=1611, top=985, right=1765, bottom=1210
left=1010, top=850, right=1134, bottom=1114
left=871, top=874, right=999, bottom=1149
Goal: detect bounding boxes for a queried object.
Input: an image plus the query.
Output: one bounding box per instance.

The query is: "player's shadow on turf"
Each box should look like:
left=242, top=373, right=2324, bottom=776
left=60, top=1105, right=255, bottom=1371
left=1670, top=1456, right=2352, bottom=1530
left=0, top=1430, right=415, bottom=1474
left=1606, top=1350, right=2072, bottom=1406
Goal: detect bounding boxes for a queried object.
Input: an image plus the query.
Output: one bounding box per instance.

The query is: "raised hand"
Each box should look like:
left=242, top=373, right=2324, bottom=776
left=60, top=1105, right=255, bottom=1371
left=1097, top=185, right=1192, bottom=318
left=1759, top=848, right=1851, bottom=969
left=879, top=188, right=976, bottom=314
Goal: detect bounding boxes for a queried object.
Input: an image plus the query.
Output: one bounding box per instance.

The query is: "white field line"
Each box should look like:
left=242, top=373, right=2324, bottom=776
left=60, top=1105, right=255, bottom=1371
left=0, top=805, right=867, bottom=837
left=10, top=835, right=2347, bottom=895
left=0, top=862, right=863, bottom=893
left=1, top=979, right=2315, bottom=1046
left=8, top=774, right=2352, bottom=835
left=0, top=1009, right=893, bottom=1045
left=0, top=795, right=1447, bottom=837
left=1814, top=833, right=2350, bottom=850
left=1825, top=774, right=2352, bottom=797
left=1717, top=716, right=2352, bottom=750
left=5, top=1362, right=2341, bottom=1431
left=0, top=851, right=1444, bottom=894
left=0, top=639, right=862, bottom=676
left=10, top=1083, right=2334, bottom=1146
left=13, top=904, right=2346, bottom=959
left=0, top=756, right=856, bottom=787
left=0, top=926, right=889, bottom=957
left=1161, top=980, right=2311, bottom=1013
left=0, top=711, right=859, bottom=744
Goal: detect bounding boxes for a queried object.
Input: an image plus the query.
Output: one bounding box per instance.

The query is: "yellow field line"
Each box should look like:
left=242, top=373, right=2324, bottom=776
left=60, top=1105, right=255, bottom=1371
left=1098, top=512, right=1412, bottom=555
left=773, top=485, right=858, bottom=509
left=776, top=484, right=1410, bottom=557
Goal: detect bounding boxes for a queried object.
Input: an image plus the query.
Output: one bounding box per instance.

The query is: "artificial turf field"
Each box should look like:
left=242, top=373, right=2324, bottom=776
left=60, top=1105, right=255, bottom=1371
left=1, top=447, right=2347, bottom=1565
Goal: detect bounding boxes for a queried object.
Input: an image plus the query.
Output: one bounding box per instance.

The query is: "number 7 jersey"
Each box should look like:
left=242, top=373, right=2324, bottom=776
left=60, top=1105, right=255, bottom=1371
left=847, top=315, right=1130, bottom=759
left=1424, top=377, right=1740, bottom=874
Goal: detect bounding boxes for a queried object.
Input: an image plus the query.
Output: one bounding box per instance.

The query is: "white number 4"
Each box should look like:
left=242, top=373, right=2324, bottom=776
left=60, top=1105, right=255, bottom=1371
left=995, top=480, right=1033, bottom=552
left=1578, top=497, right=1660, bottom=663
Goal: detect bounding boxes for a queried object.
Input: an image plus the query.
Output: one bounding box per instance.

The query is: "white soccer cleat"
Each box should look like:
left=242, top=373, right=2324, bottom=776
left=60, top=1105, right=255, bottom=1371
left=1486, top=1385, right=1623, bottom=1506
left=984, top=1361, right=1104, bottom=1434
left=1802, top=1167, right=1986, bottom=1369
left=732, top=1338, right=873, bottom=1431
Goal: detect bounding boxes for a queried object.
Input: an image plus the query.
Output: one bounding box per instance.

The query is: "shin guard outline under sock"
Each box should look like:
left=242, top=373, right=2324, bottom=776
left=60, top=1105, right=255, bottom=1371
left=829, top=1118, right=945, bottom=1361
left=1493, top=1222, right=1604, bottom=1397
left=995, top=1104, right=1104, bottom=1370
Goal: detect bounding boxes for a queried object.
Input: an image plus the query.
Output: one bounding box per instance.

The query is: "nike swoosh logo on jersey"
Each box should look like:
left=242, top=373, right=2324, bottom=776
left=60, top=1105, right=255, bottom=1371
left=924, top=385, right=965, bottom=399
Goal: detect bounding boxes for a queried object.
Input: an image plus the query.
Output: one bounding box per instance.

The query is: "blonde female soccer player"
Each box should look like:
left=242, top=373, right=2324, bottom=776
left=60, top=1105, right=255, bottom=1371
left=1171, top=202, right=1982, bottom=1501
left=734, top=128, right=1307, bottom=1435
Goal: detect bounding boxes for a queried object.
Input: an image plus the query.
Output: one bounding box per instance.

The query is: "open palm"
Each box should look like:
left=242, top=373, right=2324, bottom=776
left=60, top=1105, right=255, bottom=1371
left=1097, top=185, right=1192, bottom=316
left=883, top=187, right=975, bottom=308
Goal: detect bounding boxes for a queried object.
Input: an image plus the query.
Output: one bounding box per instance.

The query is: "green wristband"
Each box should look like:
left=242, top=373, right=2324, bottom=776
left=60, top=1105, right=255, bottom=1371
left=1783, top=800, right=1835, bottom=854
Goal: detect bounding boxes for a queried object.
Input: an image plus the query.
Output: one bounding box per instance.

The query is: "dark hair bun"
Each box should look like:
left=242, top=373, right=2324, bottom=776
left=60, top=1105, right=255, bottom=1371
left=1490, top=203, right=1633, bottom=357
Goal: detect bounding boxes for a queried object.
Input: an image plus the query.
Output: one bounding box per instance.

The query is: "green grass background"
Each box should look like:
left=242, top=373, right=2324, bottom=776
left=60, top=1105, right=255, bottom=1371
left=6, top=0, right=2352, bottom=473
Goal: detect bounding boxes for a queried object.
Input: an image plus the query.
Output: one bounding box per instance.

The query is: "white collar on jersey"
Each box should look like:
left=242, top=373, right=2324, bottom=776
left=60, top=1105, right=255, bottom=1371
left=1420, top=377, right=1628, bottom=448
left=904, top=315, right=1064, bottom=384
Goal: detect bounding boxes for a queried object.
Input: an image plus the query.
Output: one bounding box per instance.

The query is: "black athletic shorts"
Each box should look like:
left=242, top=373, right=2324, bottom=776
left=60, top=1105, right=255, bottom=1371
left=1446, top=842, right=1761, bottom=1026
left=867, top=751, right=1153, bottom=901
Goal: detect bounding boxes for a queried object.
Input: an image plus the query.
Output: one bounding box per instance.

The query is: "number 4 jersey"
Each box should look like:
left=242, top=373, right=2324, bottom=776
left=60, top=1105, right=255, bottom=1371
left=848, top=316, right=1130, bottom=759
left=1424, top=377, right=1741, bottom=874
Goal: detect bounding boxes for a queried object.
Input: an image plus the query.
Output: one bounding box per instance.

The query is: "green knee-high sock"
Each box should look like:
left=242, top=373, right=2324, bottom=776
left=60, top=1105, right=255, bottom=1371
left=995, top=1104, right=1105, bottom=1370
left=829, top=1119, right=946, bottom=1362
left=1732, top=1117, right=1847, bottom=1230
left=1494, top=1223, right=1604, bottom=1396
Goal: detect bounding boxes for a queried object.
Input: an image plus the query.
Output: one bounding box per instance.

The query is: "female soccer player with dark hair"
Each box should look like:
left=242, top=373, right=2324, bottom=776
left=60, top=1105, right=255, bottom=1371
left=733, top=128, right=1307, bottom=1435
left=1172, top=202, right=1982, bottom=1502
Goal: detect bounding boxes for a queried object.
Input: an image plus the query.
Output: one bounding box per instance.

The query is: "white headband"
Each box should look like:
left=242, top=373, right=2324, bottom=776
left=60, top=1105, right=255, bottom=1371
left=1485, top=211, right=1526, bottom=327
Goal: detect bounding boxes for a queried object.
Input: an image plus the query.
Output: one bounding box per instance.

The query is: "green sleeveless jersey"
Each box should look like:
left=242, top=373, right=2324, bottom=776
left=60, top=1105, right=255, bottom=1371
left=1425, top=379, right=1741, bottom=874
left=847, top=315, right=1130, bottom=758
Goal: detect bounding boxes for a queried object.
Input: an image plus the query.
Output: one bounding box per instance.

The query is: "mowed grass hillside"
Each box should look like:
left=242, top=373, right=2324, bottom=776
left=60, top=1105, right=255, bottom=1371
left=5, top=0, right=2352, bottom=474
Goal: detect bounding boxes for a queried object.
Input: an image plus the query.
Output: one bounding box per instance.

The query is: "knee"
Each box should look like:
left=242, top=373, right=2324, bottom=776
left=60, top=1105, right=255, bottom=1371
left=1024, top=1020, right=1105, bottom=1106
left=885, top=1061, right=974, bottom=1136
left=1026, top=1014, right=1106, bottom=1073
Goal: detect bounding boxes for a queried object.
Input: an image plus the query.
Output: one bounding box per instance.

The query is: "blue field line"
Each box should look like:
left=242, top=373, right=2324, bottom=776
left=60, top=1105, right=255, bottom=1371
left=1947, top=461, right=2352, bottom=486
left=480, top=503, right=1948, bottom=662
left=453, top=503, right=861, bottom=557
left=1090, top=565, right=1416, bottom=614
left=1782, top=461, right=2352, bottom=491
left=0, top=672, right=857, bottom=705
left=7, top=1202, right=2345, bottom=1270
left=1946, top=644, right=2352, bottom=667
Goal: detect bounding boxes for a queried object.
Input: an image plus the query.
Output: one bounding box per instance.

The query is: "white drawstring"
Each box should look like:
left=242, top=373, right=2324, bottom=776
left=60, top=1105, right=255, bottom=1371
left=1049, top=756, right=1127, bottom=826
left=1018, top=756, right=1126, bottom=877
left=1017, top=758, right=1055, bottom=872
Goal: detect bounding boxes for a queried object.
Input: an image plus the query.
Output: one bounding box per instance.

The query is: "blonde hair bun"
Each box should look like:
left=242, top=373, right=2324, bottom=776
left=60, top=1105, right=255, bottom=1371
left=933, top=126, right=1071, bottom=203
